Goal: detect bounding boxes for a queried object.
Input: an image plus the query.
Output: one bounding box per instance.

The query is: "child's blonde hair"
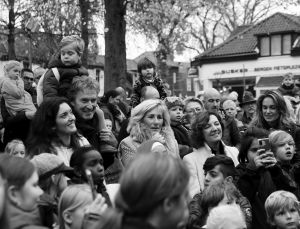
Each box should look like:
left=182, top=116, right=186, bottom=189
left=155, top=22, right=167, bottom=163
left=59, top=35, right=85, bottom=55
left=4, top=139, right=25, bottom=157
left=4, top=60, right=22, bottom=74
left=283, top=72, right=294, bottom=80
left=269, top=130, right=295, bottom=154
left=265, top=190, right=300, bottom=224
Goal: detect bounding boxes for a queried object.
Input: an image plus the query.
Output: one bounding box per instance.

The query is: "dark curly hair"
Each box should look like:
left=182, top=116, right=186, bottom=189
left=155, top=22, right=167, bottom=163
left=190, top=111, right=224, bottom=149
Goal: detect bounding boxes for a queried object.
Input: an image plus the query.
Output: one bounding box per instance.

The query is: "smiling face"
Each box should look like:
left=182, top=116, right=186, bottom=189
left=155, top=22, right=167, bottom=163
left=71, top=89, right=98, bottom=120
left=203, top=115, right=222, bottom=145
left=56, top=103, right=77, bottom=136
left=262, top=97, right=280, bottom=124
left=60, top=42, right=81, bottom=66
left=142, top=107, right=164, bottom=134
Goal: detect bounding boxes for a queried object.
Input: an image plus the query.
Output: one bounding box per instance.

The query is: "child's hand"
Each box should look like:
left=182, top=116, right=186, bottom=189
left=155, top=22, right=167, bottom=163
left=84, top=194, right=108, bottom=215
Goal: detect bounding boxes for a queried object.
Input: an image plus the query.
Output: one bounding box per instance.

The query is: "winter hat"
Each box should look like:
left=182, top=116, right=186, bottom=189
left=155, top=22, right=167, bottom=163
left=31, top=153, right=74, bottom=180
left=164, top=97, right=184, bottom=110
left=137, top=57, right=155, bottom=74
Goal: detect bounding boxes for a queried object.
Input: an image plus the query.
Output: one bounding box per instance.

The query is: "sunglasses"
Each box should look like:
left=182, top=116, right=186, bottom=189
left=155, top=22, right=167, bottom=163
left=24, top=76, right=34, bottom=82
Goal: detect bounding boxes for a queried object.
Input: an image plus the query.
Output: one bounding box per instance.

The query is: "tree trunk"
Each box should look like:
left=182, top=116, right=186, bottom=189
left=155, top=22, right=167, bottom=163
left=8, top=0, right=16, bottom=60
left=104, top=0, right=127, bottom=91
left=79, top=0, right=89, bottom=67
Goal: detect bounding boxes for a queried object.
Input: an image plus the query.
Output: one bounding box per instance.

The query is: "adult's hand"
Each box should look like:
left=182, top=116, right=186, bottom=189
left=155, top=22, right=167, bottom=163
left=25, top=111, right=36, bottom=120
left=99, top=129, right=118, bottom=147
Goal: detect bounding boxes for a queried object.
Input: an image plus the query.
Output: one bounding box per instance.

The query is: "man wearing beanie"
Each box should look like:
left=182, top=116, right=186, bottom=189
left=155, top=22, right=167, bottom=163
left=164, top=96, right=193, bottom=158
left=130, top=57, right=167, bottom=108
left=31, top=153, right=74, bottom=228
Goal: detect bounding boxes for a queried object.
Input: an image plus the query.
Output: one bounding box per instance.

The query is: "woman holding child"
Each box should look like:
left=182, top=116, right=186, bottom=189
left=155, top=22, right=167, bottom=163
left=118, top=99, right=179, bottom=167
left=183, top=111, right=239, bottom=198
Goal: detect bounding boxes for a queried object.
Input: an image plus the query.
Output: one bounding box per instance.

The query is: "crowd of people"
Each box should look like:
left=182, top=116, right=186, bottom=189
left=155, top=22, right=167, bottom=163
left=0, top=34, right=300, bottom=229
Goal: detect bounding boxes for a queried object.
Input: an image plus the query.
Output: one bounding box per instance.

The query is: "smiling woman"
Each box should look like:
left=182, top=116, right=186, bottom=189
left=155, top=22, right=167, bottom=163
left=118, top=99, right=179, bottom=167
left=183, top=111, right=239, bottom=198
left=27, top=97, right=90, bottom=166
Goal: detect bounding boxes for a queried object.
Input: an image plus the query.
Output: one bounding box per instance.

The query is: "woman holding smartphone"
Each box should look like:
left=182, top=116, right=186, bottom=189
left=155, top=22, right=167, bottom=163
left=236, top=127, right=297, bottom=229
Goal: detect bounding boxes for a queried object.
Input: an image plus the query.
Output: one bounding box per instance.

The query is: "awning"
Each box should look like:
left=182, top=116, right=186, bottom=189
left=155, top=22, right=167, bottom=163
left=256, top=76, right=283, bottom=87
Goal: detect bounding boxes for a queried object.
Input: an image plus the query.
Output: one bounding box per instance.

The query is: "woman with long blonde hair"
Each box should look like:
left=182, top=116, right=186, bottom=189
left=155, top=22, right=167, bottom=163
left=118, top=99, right=179, bottom=166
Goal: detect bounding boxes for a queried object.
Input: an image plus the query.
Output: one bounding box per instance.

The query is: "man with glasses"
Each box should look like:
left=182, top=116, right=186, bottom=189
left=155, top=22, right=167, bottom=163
left=21, top=68, right=37, bottom=106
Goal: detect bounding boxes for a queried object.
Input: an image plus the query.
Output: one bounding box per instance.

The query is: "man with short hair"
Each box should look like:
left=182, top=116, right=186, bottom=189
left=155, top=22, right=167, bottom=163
left=184, top=98, right=204, bottom=128
left=21, top=68, right=37, bottom=106
left=68, top=76, right=120, bottom=183
left=203, top=88, right=221, bottom=114
left=188, top=155, right=252, bottom=229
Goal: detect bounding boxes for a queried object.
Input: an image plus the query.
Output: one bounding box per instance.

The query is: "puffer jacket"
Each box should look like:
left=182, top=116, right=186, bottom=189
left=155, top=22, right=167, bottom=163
left=187, top=191, right=252, bottom=229
left=43, top=53, right=88, bottom=99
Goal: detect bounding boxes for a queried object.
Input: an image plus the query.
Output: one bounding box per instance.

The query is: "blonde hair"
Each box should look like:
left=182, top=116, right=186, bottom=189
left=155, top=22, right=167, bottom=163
left=4, top=60, right=22, bottom=75
left=4, top=139, right=25, bottom=157
left=265, top=191, right=300, bottom=224
left=58, top=184, right=93, bottom=229
left=59, top=35, right=85, bottom=55
left=269, top=130, right=294, bottom=154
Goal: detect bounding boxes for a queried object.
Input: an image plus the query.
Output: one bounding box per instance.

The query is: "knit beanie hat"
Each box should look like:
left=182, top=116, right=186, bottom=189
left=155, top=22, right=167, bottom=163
left=164, top=97, right=184, bottom=110
left=137, top=57, right=155, bottom=74
left=31, top=153, right=74, bottom=180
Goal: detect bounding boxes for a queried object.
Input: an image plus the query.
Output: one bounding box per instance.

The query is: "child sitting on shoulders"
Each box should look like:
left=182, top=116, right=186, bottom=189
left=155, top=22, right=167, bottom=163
left=130, top=57, right=167, bottom=108
left=265, top=190, right=300, bottom=229
left=4, top=139, right=26, bottom=158
left=43, top=35, right=88, bottom=100
left=1, top=61, right=36, bottom=117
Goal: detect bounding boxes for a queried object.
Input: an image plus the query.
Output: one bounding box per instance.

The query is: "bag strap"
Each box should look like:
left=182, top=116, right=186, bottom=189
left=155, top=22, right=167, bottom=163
left=51, top=67, right=60, bottom=82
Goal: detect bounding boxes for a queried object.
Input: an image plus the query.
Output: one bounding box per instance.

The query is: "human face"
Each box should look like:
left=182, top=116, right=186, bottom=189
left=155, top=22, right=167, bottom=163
left=205, top=93, right=221, bottom=113
left=82, top=150, right=104, bottom=184
left=274, top=136, right=295, bottom=163
left=22, top=71, right=34, bottom=90
left=283, top=77, right=294, bottom=87
left=185, top=101, right=203, bottom=122
left=60, top=43, right=81, bottom=66
left=142, top=107, right=164, bottom=134
left=109, top=95, right=121, bottom=105
left=56, top=103, right=77, bottom=137
left=204, top=165, right=225, bottom=188
left=272, top=207, right=300, bottom=229
left=71, top=89, right=98, bottom=120
left=11, top=143, right=26, bottom=158
left=141, top=67, right=154, bottom=81
left=262, top=97, right=280, bottom=124
left=223, top=102, right=237, bottom=118
left=247, top=138, right=260, bottom=168
left=105, top=119, right=112, bottom=131
left=243, top=102, right=256, bottom=115
left=169, top=106, right=183, bottom=123
left=7, top=66, right=21, bottom=80
left=203, top=115, right=222, bottom=145
left=69, top=197, right=93, bottom=229
left=17, top=171, right=43, bottom=211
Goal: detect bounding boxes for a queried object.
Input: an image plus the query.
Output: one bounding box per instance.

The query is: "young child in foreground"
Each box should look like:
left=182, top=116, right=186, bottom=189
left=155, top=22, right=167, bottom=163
left=265, top=190, right=300, bottom=229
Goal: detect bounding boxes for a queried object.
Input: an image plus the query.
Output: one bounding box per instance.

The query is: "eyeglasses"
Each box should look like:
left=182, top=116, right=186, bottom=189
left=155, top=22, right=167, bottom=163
left=24, top=76, right=34, bottom=82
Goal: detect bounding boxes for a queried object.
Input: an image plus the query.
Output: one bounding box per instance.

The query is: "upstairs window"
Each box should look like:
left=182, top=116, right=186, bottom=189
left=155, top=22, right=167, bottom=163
left=260, top=34, right=291, bottom=56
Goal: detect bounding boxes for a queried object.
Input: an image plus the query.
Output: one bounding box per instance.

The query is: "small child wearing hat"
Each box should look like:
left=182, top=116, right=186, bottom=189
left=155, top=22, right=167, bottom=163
left=130, top=57, right=167, bottom=108
left=164, top=97, right=193, bottom=158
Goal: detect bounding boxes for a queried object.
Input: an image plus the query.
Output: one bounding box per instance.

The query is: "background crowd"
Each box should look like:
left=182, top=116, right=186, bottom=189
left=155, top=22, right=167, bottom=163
left=0, top=35, right=300, bottom=229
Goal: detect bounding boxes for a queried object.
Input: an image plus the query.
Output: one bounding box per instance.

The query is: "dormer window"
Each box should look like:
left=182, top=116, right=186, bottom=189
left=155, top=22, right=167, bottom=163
left=259, top=34, right=291, bottom=56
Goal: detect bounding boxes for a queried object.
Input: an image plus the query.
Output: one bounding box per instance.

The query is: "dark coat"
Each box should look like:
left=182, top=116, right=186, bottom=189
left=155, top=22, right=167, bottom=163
left=130, top=73, right=167, bottom=108
left=222, top=116, right=241, bottom=147
left=171, top=123, right=193, bottom=158
left=277, top=84, right=300, bottom=97
left=236, top=164, right=296, bottom=229
left=38, top=193, right=58, bottom=228
left=43, top=55, right=88, bottom=99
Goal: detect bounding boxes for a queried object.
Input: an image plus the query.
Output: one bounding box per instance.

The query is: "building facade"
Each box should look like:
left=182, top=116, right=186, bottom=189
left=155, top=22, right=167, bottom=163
left=191, top=12, right=300, bottom=99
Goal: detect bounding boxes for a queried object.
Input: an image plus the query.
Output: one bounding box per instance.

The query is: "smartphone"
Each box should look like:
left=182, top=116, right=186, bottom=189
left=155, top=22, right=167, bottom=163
left=85, top=169, right=97, bottom=200
left=258, top=138, right=271, bottom=152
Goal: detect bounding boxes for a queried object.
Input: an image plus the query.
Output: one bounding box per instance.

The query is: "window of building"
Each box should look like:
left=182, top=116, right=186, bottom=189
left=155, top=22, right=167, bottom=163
left=260, top=34, right=292, bottom=56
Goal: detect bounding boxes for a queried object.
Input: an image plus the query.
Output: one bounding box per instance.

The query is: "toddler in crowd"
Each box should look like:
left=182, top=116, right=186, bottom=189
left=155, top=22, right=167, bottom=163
left=42, top=35, right=88, bottom=100
left=277, top=72, right=299, bottom=97
left=105, top=119, right=113, bottom=131
left=265, top=191, right=300, bottom=229
left=4, top=139, right=26, bottom=158
left=130, top=57, right=167, bottom=107
left=1, top=61, right=36, bottom=117
left=164, top=96, right=193, bottom=158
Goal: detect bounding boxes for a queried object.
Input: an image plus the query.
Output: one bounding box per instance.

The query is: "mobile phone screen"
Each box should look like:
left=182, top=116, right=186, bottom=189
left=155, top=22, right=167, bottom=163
left=258, top=138, right=270, bottom=151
